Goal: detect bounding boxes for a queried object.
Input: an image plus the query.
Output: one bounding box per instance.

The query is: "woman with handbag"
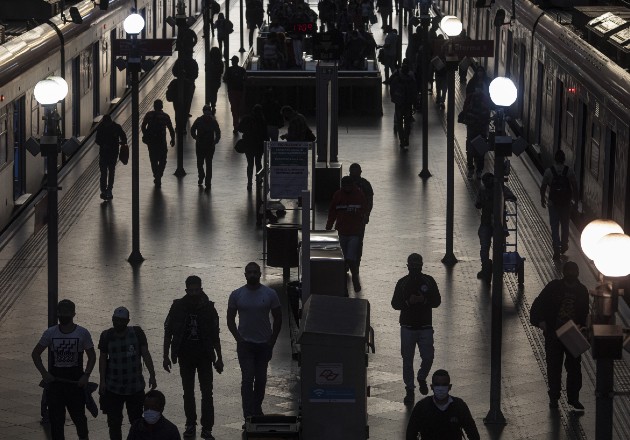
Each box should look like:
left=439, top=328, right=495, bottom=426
left=95, top=114, right=127, bottom=201
left=237, top=104, right=269, bottom=191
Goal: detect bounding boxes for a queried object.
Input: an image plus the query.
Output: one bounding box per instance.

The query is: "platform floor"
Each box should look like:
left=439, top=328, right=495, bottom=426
left=0, top=4, right=629, bottom=440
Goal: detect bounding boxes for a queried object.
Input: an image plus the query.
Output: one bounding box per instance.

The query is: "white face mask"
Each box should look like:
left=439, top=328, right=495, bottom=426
left=143, top=409, right=161, bottom=425
left=433, top=385, right=450, bottom=400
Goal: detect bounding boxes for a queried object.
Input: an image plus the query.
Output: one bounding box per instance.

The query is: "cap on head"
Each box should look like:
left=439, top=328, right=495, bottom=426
left=407, top=253, right=423, bottom=267
left=113, top=306, right=130, bottom=320
left=57, top=299, right=76, bottom=317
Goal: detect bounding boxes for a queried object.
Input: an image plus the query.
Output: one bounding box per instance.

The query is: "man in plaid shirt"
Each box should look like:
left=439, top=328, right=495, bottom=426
left=98, top=307, right=157, bottom=440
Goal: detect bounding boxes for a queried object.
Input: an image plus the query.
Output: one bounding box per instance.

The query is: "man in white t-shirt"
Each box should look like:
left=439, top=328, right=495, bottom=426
left=227, top=262, right=282, bottom=420
left=31, top=299, right=96, bottom=440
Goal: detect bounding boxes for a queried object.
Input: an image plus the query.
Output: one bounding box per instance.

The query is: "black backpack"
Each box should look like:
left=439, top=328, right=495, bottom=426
left=142, top=113, right=162, bottom=145
left=549, top=166, right=571, bottom=206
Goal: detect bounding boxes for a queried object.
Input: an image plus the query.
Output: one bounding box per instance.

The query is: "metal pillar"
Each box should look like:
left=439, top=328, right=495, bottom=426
left=418, top=11, right=431, bottom=179
left=239, top=0, right=245, bottom=52
left=128, top=36, right=144, bottom=265
left=595, top=358, right=614, bottom=440
left=441, top=60, right=457, bottom=266
left=225, top=0, right=230, bottom=61
left=203, top=0, right=211, bottom=105
left=316, top=61, right=338, bottom=163
left=397, top=9, right=403, bottom=66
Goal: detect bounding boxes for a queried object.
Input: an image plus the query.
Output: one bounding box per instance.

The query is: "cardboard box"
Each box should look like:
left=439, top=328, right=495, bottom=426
left=555, top=320, right=590, bottom=358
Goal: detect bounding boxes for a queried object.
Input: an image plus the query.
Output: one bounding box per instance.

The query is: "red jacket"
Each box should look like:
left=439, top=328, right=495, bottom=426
left=326, top=186, right=367, bottom=235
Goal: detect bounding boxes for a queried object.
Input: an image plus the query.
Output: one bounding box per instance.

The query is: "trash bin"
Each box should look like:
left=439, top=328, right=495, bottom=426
left=266, top=224, right=300, bottom=268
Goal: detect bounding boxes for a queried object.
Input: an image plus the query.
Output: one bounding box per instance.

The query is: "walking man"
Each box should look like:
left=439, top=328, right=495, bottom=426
left=540, top=150, right=577, bottom=259
left=142, top=99, right=175, bottom=187
left=326, top=176, right=368, bottom=292
left=223, top=56, right=247, bottom=132
left=406, top=369, right=480, bottom=440
left=227, top=262, right=282, bottom=420
left=163, top=276, right=224, bottom=439
left=127, top=390, right=181, bottom=439
left=391, top=253, right=441, bottom=406
left=348, top=163, right=374, bottom=267
left=191, top=105, right=221, bottom=191
left=389, top=61, right=417, bottom=149
left=95, top=114, right=127, bottom=200
left=31, top=299, right=96, bottom=440
left=530, top=261, right=589, bottom=410
left=280, top=105, right=315, bottom=142
left=98, top=306, right=157, bottom=440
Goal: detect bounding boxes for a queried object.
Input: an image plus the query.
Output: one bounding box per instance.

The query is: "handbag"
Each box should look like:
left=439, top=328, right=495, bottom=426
left=119, top=143, right=129, bottom=165
left=234, top=139, right=246, bottom=154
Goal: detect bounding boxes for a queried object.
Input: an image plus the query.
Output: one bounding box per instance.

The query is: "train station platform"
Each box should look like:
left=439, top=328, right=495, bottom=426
left=0, top=3, right=629, bottom=440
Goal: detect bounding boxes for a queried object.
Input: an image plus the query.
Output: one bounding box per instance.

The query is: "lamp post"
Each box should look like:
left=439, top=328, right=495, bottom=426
left=239, top=0, right=245, bottom=52
left=580, top=221, right=630, bottom=440
left=33, top=76, right=68, bottom=328
left=123, top=13, right=146, bottom=265
left=484, top=76, right=517, bottom=426
left=418, top=1, right=431, bottom=179
left=203, top=0, right=211, bottom=105
left=440, top=15, right=462, bottom=267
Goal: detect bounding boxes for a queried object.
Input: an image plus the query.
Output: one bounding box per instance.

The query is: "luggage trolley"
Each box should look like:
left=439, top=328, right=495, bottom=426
left=503, top=199, right=525, bottom=285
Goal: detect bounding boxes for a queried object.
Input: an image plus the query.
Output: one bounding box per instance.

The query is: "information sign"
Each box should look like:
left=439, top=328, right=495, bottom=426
left=433, top=39, right=494, bottom=57
left=269, top=142, right=310, bottom=199
left=112, top=38, right=174, bottom=56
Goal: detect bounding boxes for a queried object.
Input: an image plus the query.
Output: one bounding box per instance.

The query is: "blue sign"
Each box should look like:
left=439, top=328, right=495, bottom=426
left=309, top=387, right=356, bottom=403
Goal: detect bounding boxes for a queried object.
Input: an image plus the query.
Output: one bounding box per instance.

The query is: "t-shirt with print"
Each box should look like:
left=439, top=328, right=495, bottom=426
left=39, top=324, right=94, bottom=380
left=228, top=285, right=280, bottom=344
left=556, top=289, right=577, bottom=329
left=98, top=326, right=148, bottom=395
left=179, top=312, right=204, bottom=356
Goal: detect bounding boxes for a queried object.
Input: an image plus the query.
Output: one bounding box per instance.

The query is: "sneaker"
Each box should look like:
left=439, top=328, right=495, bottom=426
left=418, top=380, right=429, bottom=395
left=352, top=275, right=362, bottom=292
left=154, top=178, right=161, bottom=188
left=200, top=428, right=215, bottom=439
left=549, top=399, right=559, bottom=409
left=100, top=192, right=107, bottom=200
left=403, top=389, right=415, bottom=406
left=205, top=184, right=211, bottom=192
left=106, top=190, right=113, bottom=200
left=568, top=400, right=584, bottom=411
left=183, top=424, right=196, bottom=437
left=198, top=177, right=204, bottom=186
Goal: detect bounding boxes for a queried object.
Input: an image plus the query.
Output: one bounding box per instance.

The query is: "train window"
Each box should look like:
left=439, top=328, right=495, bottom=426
left=81, top=49, right=93, bottom=95
left=590, top=122, right=600, bottom=180
left=565, top=91, right=575, bottom=146
left=102, top=38, right=110, bottom=76
left=31, top=95, right=40, bottom=136
left=0, top=107, right=7, bottom=167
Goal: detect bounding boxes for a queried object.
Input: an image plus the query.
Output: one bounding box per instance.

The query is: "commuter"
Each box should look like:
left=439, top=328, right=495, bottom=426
left=457, top=30, right=471, bottom=84
left=237, top=104, right=268, bottom=191
left=389, top=61, right=417, bottom=149
left=381, top=27, right=398, bottom=84
left=336, top=7, right=353, bottom=33
left=207, top=0, right=221, bottom=37
left=326, top=176, right=368, bottom=292
left=245, top=0, right=265, bottom=48
left=163, top=276, right=224, bottom=439
left=98, top=307, right=157, bottom=440
left=360, top=0, right=374, bottom=27
left=191, top=105, right=221, bottom=191
left=141, top=100, right=175, bottom=188
left=406, top=369, right=480, bottom=440
left=433, top=55, right=447, bottom=108
left=376, top=0, right=392, bottom=29
left=261, top=89, right=283, bottom=141
left=317, top=0, right=337, bottom=30
left=475, top=172, right=516, bottom=283
left=342, top=30, right=368, bottom=69
left=214, top=13, right=234, bottom=60
left=127, top=390, right=181, bottom=440
left=391, top=253, right=441, bottom=406
left=462, top=87, right=491, bottom=179
left=465, top=65, right=490, bottom=97
left=95, top=114, right=127, bottom=201
left=280, top=105, right=316, bottom=142
left=207, top=47, right=224, bottom=113
left=530, top=261, right=588, bottom=410
left=31, top=299, right=96, bottom=440
left=227, top=262, right=282, bottom=420
left=223, top=56, right=248, bottom=132
left=349, top=163, right=374, bottom=266
left=540, top=149, right=577, bottom=260
left=262, top=32, right=282, bottom=69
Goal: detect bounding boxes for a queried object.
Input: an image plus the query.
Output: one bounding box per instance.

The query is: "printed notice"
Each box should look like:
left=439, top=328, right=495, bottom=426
left=316, top=363, right=343, bottom=385
left=269, top=143, right=310, bottom=199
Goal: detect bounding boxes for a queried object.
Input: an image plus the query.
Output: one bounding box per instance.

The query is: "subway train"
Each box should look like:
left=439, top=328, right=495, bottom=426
left=0, top=0, right=203, bottom=230
left=437, top=0, right=630, bottom=231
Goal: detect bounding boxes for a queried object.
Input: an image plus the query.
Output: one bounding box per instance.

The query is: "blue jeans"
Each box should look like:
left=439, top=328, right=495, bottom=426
left=237, top=341, right=273, bottom=418
left=339, top=234, right=361, bottom=262
left=400, top=327, right=434, bottom=390
left=548, top=204, right=570, bottom=251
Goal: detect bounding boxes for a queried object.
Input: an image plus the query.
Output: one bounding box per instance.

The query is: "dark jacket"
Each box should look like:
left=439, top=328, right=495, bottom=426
left=391, top=272, right=441, bottom=328
left=96, top=119, right=127, bottom=158
left=164, top=292, right=221, bottom=362
left=475, top=184, right=516, bottom=226
left=223, top=65, right=247, bottom=92
left=237, top=113, right=268, bottom=154
left=245, top=0, right=265, bottom=27
left=208, top=58, right=224, bottom=89
left=530, top=278, right=589, bottom=333
left=191, top=114, right=221, bottom=149
left=127, top=415, right=181, bottom=440
left=141, top=110, right=175, bottom=148
left=406, top=396, right=480, bottom=440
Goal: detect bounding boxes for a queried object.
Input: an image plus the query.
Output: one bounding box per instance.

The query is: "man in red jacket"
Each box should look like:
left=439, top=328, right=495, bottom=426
left=326, top=176, right=367, bottom=292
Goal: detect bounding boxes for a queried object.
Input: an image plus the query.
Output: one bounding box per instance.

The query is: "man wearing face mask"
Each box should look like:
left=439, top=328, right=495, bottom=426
left=391, top=253, right=441, bottom=406
left=164, top=276, right=223, bottom=439
left=406, top=369, right=480, bottom=440
left=98, top=307, right=157, bottom=440
left=31, top=299, right=96, bottom=440
left=227, top=262, right=282, bottom=421
left=530, top=261, right=589, bottom=410
left=127, top=390, right=181, bottom=439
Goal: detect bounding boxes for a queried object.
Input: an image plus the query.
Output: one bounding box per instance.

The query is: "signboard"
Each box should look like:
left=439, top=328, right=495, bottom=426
left=309, top=387, right=356, bottom=403
left=315, top=363, right=343, bottom=385
left=433, top=39, right=494, bottom=57
left=112, top=38, right=174, bottom=56
left=269, top=142, right=310, bottom=199
left=312, top=32, right=344, bottom=60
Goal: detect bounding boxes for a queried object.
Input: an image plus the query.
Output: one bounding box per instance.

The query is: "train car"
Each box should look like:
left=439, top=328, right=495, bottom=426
left=438, top=0, right=630, bottom=230
left=0, top=0, right=203, bottom=231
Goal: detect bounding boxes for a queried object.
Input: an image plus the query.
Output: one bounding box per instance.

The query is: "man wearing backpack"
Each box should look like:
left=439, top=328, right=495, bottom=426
left=540, top=150, right=577, bottom=260
left=191, top=105, right=221, bottom=191
left=98, top=307, right=157, bottom=440
left=142, top=100, right=175, bottom=187
left=223, top=56, right=247, bottom=133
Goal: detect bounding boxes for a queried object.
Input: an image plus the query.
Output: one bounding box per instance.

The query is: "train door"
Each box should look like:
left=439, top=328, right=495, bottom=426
left=110, top=29, right=117, bottom=100
left=504, top=29, right=512, bottom=78
left=517, top=43, right=525, bottom=120
left=534, top=62, right=544, bottom=145
left=72, top=57, right=81, bottom=137
left=574, top=101, right=587, bottom=201
left=93, top=42, right=100, bottom=118
left=602, top=128, right=617, bottom=218
left=553, top=78, right=563, bottom=150
left=13, top=97, right=26, bottom=200
left=484, top=10, right=491, bottom=68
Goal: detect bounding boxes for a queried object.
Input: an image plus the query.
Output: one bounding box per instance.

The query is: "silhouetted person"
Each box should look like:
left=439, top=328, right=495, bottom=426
left=207, top=47, right=224, bottom=113
left=237, top=104, right=268, bottom=191
left=95, top=114, right=127, bottom=200
left=191, top=106, right=221, bottom=191
left=142, top=100, right=175, bottom=187
left=223, top=56, right=247, bottom=132
left=214, top=13, right=234, bottom=60
left=127, top=390, right=181, bottom=439
left=245, top=0, right=264, bottom=47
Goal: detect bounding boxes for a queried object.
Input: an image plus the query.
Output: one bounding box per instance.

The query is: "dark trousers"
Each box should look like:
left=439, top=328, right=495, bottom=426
left=478, top=224, right=493, bottom=267
left=147, top=146, right=167, bottom=180
left=99, top=154, right=117, bottom=193
left=179, top=352, right=215, bottom=430
left=435, top=75, right=447, bottom=103
left=249, top=27, right=256, bottom=47
left=545, top=336, right=582, bottom=401
left=196, top=144, right=216, bottom=185
left=394, top=103, right=412, bottom=144
left=548, top=204, right=571, bottom=252
left=102, top=389, right=144, bottom=440
left=237, top=341, right=272, bottom=418
left=228, top=90, right=244, bottom=129
left=466, top=127, right=487, bottom=172
left=209, top=85, right=220, bottom=109
left=245, top=150, right=263, bottom=185
left=47, top=381, right=89, bottom=440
